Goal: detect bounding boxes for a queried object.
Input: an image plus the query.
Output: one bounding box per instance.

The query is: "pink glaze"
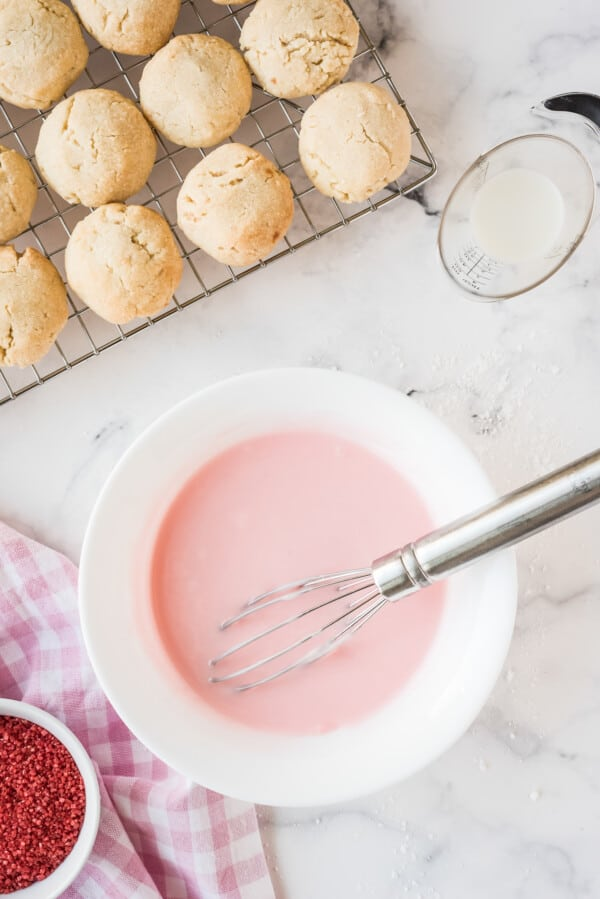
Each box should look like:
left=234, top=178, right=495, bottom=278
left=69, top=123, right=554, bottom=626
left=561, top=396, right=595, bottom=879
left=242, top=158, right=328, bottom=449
left=151, top=430, right=446, bottom=735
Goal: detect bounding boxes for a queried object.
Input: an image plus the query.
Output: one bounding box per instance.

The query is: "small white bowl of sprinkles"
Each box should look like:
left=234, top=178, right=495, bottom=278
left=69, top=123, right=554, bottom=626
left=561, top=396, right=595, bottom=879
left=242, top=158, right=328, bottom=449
left=0, top=699, right=101, bottom=897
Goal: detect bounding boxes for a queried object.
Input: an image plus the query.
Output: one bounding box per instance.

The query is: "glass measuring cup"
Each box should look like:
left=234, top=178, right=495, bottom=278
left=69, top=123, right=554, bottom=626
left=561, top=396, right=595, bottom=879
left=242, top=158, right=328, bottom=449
left=438, top=134, right=595, bottom=300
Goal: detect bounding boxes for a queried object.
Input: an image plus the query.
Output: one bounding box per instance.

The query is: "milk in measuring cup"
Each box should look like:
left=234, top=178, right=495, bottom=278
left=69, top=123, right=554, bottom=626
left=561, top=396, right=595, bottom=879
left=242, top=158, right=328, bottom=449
left=471, top=168, right=565, bottom=264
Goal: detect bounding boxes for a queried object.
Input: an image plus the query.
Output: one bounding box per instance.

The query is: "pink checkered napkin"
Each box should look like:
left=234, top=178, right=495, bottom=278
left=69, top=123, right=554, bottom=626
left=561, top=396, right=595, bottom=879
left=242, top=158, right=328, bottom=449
left=0, top=522, right=274, bottom=899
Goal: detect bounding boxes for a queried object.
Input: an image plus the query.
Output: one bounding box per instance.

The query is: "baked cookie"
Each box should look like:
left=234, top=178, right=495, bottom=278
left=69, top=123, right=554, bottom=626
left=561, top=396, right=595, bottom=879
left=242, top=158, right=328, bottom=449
left=36, top=89, right=156, bottom=207
left=140, top=34, right=252, bottom=148
left=65, top=204, right=183, bottom=324
left=0, top=246, right=68, bottom=367
left=240, top=0, right=359, bottom=99
left=299, top=82, right=412, bottom=203
left=71, top=0, right=181, bottom=56
left=177, top=143, right=294, bottom=266
left=0, top=0, right=88, bottom=109
left=0, top=146, right=38, bottom=244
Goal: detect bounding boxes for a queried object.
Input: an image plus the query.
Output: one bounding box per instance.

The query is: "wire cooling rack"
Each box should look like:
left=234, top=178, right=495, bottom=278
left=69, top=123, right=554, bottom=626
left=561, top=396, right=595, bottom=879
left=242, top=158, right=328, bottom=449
left=0, top=0, right=436, bottom=406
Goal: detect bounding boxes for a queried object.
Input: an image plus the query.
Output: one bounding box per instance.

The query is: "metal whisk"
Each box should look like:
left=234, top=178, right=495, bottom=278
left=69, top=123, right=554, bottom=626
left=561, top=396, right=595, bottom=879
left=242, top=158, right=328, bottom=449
left=209, top=449, right=600, bottom=691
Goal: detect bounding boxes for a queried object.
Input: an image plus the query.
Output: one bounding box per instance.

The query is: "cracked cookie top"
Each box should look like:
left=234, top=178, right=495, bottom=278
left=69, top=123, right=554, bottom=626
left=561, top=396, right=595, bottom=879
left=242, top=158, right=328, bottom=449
left=299, top=81, right=412, bottom=203
left=65, top=203, right=183, bottom=324
left=71, top=0, right=181, bottom=56
left=0, top=0, right=88, bottom=109
left=139, top=34, right=252, bottom=149
left=35, top=88, right=156, bottom=207
left=240, top=0, right=359, bottom=100
left=0, top=246, right=67, bottom=368
left=0, top=145, right=38, bottom=244
left=177, top=142, right=294, bottom=267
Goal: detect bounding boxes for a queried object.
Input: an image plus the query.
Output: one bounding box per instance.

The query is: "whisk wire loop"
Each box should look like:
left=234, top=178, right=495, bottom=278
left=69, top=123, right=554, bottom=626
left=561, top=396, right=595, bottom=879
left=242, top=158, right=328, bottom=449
left=208, top=569, right=383, bottom=689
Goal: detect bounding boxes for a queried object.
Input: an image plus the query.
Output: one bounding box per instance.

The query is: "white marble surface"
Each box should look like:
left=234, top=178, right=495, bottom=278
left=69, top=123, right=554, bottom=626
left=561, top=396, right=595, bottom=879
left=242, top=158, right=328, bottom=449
left=2, top=0, right=600, bottom=897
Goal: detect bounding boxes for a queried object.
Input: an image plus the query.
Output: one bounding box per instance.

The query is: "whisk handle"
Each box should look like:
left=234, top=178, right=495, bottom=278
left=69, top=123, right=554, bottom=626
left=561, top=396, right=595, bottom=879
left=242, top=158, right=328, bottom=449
left=374, top=449, right=600, bottom=601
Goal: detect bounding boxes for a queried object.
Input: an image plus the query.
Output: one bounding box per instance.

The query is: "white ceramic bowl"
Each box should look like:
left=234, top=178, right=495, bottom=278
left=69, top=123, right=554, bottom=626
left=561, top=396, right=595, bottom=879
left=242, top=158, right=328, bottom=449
left=0, top=699, right=101, bottom=897
left=80, top=369, right=517, bottom=806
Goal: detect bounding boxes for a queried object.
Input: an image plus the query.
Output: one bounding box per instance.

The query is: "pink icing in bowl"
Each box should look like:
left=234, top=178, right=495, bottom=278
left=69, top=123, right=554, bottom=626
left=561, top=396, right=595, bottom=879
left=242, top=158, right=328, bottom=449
left=150, top=429, right=446, bottom=735
left=80, top=369, right=517, bottom=806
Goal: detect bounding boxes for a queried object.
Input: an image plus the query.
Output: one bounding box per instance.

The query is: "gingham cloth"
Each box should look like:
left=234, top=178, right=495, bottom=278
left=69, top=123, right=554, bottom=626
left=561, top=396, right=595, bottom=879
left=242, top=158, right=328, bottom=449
left=0, top=522, right=275, bottom=899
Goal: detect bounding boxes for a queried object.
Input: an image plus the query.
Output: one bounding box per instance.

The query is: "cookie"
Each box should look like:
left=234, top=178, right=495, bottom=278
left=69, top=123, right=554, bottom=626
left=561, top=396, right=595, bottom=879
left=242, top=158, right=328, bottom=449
left=140, top=34, right=252, bottom=148
left=65, top=204, right=183, bottom=324
left=240, top=0, right=359, bottom=99
left=71, top=0, right=181, bottom=56
left=0, top=146, right=38, bottom=244
left=299, top=82, right=412, bottom=203
left=0, top=0, right=88, bottom=109
left=0, top=246, right=68, bottom=367
left=36, top=89, right=156, bottom=207
left=177, top=143, right=294, bottom=267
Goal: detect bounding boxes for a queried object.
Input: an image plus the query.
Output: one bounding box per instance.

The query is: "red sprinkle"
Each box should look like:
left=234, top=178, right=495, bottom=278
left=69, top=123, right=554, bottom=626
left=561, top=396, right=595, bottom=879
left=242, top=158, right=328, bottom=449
left=0, top=716, right=86, bottom=894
